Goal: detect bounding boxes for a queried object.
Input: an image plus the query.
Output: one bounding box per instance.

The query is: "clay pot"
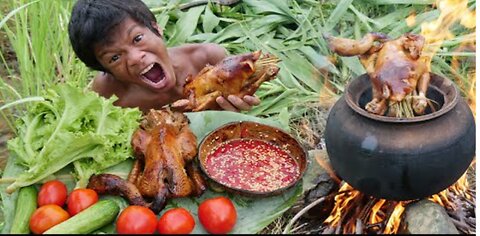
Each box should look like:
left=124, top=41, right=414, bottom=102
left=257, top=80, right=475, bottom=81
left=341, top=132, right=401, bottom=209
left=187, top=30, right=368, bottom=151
left=324, top=73, right=475, bottom=200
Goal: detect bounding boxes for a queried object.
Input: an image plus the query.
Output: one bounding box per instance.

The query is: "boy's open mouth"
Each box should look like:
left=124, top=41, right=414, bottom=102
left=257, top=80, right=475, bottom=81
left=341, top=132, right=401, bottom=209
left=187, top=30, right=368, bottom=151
left=141, top=63, right=165, bottom=84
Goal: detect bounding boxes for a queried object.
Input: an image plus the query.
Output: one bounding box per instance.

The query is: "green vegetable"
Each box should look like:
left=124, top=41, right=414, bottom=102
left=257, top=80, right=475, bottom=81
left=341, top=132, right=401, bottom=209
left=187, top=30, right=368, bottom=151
left=43, top=199, right=120, bottom=234
left=10, top=185, right=37, bottom=234
left=5, top=83, right=142, bottom=193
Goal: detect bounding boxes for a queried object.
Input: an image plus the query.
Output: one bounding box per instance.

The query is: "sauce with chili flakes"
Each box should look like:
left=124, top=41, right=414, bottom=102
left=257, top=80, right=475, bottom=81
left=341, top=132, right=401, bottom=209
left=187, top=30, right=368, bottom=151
left=205, top=139, right=301, bottom=192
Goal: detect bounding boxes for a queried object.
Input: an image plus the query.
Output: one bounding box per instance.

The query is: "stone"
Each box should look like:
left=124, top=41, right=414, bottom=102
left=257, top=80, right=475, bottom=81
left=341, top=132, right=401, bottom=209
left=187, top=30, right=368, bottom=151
left=291, top=149, right=338, bottom=220
left=401, top=199, right=459, bottom=234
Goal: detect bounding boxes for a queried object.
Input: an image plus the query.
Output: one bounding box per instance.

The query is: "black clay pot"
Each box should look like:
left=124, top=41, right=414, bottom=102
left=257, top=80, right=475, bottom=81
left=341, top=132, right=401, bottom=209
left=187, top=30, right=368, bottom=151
left=324, top=73, right=475, bottom=201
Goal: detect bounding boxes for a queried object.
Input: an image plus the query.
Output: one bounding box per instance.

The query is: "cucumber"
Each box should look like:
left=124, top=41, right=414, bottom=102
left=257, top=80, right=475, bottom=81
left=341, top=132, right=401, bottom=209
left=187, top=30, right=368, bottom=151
left=43, top=199, right=120, bottom=234
left=10, top=185, right=38, bottom=234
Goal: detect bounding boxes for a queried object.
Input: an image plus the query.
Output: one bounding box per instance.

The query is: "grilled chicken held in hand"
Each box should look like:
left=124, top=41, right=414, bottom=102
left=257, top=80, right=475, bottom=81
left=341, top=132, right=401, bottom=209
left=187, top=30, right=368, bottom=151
left=88, top=109, right=206, bottom=213
left=172, top=50, right=280, bottom=112
left=324, top=32, right=430, bottom=117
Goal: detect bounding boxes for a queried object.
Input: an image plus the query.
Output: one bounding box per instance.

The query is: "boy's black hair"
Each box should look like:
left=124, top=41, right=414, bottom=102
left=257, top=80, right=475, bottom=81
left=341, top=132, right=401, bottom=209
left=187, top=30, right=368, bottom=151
left=68, top=0, right=161, bottom=71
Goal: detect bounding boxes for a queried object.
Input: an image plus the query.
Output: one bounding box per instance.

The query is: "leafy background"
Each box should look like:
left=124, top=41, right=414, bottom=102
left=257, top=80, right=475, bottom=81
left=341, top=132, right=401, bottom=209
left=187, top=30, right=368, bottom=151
left=0, top=0, right=476, bottom=234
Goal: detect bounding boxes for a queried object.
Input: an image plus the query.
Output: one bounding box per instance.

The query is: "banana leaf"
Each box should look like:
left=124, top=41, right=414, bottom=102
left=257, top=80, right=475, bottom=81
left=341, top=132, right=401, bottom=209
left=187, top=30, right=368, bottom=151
left=1, top=111, right=303, bottom=234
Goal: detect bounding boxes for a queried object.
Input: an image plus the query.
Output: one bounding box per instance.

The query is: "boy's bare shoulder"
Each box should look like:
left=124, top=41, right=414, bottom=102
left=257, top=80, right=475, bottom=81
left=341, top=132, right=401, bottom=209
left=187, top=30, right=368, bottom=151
left=92, top=72, right=126, bottom=99
left=200, top=43, right=227, bottom=64
left=178, top=43, right=227, bottom=66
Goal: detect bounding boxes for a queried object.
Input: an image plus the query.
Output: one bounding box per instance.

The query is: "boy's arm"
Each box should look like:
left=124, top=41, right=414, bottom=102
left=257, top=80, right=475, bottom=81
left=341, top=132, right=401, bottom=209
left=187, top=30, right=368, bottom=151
left=204, top=43, right=227, bottom=65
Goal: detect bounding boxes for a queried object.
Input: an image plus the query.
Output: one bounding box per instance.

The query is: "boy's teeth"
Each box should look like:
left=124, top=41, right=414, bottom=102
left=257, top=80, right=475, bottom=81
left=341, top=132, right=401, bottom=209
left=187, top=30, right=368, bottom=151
left=141, top=64, right=155, bottom=75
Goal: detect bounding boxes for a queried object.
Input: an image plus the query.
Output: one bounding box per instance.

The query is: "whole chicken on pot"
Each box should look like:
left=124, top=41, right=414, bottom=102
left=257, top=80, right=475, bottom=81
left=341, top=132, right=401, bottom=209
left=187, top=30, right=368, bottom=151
left=324, top=32, right=431, bottom=117
left=173, top=50, right=280, bottom=112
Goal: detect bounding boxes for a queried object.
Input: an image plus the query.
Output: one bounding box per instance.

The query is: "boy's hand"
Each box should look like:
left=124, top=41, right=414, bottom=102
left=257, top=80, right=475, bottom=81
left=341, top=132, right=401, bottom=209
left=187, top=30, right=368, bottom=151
left=216, top=95, right=260, bottom=112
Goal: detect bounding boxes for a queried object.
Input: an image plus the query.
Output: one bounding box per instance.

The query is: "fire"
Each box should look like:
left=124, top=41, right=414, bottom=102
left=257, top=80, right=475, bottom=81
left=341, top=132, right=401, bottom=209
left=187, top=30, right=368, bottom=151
left=323, top=184, right=360, bottom=227
left=383, top=203, right=405, bottom=234
left=405, top=12, right=416, bottom=27
left=322, top=183, right=407, bottom=234
left=322, top=170, right=472, bottom=234
left=429, top=159, right=475, bottom=206
left=420, top=0, right=475, bottom=71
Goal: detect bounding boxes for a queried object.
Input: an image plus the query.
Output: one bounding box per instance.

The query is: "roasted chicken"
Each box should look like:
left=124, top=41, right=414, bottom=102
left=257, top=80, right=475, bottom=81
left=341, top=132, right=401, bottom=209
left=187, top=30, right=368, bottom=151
left=176, top=50, right=280, bottom=111
left=88, top=108, right=206, bottom=213
left=324, top=32, right=430, bottom=117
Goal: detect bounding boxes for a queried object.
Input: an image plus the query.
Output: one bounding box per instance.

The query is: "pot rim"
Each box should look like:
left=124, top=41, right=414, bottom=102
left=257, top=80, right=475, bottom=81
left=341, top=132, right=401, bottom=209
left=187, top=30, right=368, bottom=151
left=197, top=120, right=308, bottom=197
left=344, top=73, right=460, bottom=123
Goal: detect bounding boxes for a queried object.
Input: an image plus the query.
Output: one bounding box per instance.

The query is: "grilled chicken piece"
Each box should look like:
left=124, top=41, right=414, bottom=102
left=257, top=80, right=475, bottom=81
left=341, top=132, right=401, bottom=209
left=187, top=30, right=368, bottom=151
left=179, top=50, right=280, bottom=111
left=88, top=108, right=205, bottom=214
left=130, top=109, right=206, bottom=208
left=88, top=173, right=168, bottom=213
left=324, top=32, right=430, bottom=116
left=87, top=174, right=152, bottom=209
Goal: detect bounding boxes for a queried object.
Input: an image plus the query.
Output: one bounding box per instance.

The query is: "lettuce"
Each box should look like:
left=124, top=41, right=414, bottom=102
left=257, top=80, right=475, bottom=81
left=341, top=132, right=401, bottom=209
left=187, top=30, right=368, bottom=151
left=5, top=83, right=142, bottom=193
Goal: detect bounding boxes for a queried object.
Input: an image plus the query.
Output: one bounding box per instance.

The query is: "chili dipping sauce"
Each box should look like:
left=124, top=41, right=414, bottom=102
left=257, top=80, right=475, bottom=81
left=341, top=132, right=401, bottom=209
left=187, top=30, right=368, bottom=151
left=205, top=139, right=301, bottom=193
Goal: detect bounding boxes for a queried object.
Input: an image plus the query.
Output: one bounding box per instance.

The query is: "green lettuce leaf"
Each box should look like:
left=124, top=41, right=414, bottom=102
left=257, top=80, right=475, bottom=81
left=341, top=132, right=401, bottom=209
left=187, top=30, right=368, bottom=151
left=5, top=83, right=141, bottom=193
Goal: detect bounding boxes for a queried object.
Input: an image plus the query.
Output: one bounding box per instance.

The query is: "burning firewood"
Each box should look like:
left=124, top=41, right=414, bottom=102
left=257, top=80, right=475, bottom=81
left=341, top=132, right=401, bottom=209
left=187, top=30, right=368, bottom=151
left=324, top=32, right=434, bottom=117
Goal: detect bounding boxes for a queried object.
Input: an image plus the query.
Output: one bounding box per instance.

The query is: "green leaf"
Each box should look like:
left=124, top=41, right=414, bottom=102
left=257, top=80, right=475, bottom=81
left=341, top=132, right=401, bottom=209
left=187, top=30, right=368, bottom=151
left=277, top=107, right=291, bottom=129
left=0, top=154, right=26, bottom=233
left=167, top=6, right=205, bottom=46
left=324, top=0, right=354, bottom=31
left=204, top=22, right=244, bottom=43
left=0, top=1, right=39, bottom=29
left=299, top=46, right=339, bottom=75
left=5, top=84, right=142, bottom=193
left=281, top=50, right=323, bottom=92
left=340, top=56, right=366, bottom=77
left=202, top=5, right=220, bottom=33
left=243, top=0, right=295, bottom=20
left=369, top=0, right=434, bottom=4
left=185, top=110, right=282, bottom=137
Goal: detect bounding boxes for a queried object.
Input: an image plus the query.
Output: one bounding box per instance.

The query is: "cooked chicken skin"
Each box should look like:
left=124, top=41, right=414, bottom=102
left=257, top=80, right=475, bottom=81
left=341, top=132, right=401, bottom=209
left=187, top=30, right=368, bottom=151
left=324, top=32, right=430, bottom=116
left=131, top=108, right=206, bottom=198
left=88, top=108, right=205, bottom=213
left=180, top=50, right=280, bottom=111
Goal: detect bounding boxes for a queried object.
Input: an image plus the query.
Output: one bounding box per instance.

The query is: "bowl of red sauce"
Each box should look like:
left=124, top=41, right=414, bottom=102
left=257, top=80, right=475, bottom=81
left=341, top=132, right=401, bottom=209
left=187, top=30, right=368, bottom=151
left=198, top=121, right=308, bottom=197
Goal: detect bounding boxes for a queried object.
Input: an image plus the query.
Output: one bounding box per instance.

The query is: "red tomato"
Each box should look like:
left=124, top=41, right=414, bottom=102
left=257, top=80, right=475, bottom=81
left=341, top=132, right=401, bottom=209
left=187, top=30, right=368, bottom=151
left=157, top=208, right=195, bottom=234
left=67, top=188, right=99, bottom=216
left=37, top=180, right=68, bottom=207
left=29, top=204, right=70, bottom=234
left=198, top=196, right=237, bottom=234
left=116, top=206, right=157, bottom=234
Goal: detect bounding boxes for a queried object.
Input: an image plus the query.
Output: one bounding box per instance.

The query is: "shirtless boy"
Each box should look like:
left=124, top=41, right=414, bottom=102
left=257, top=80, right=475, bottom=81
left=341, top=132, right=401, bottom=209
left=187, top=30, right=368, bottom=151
left=68, top=0, right=260, bottom=113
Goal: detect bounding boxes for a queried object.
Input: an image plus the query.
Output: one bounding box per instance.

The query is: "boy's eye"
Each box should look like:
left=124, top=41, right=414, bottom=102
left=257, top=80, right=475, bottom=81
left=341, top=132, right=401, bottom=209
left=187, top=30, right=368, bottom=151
left=134, top=34, right=143, bottom=43
left=110, top=55, right=120, bottom=63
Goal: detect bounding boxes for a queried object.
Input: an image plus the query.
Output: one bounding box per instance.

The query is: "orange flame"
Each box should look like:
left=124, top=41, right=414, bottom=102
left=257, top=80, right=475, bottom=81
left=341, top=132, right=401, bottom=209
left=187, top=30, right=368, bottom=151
left=420, top=0, right=476, bottom=71
left=383, top=203, right=405, bottom=234
left=323, top=184, right=360, bottom=226
left=369, top=199, right=386, bottom=223
left=405, top=12, right=416, bottom=27
left=429, top=159, right=475, bottom=206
